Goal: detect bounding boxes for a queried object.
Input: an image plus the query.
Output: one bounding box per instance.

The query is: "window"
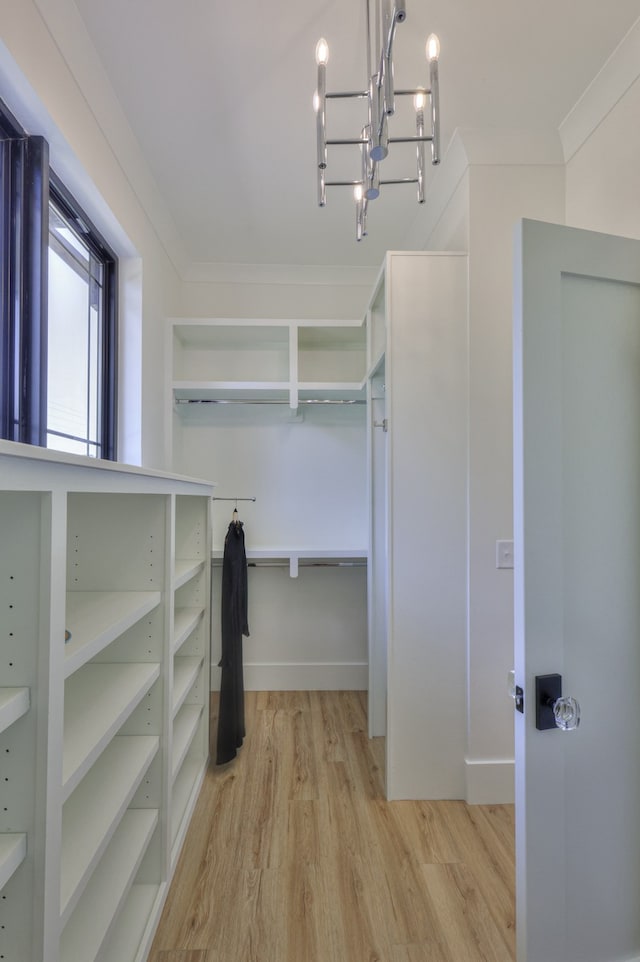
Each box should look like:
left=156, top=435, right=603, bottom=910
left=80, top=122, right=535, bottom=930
left=47, top=185, right=117, bottom=457
left=0, top=100, right=118, bottom=459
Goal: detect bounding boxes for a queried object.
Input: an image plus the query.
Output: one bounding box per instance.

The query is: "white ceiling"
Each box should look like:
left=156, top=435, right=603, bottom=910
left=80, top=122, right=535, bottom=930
left=72, top=0, right=640, bottom=270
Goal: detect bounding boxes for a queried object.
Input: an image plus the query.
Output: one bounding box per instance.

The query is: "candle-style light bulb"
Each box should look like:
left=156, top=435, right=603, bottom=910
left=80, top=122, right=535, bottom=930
left=313, top=91, right=320, bottom=113
left=426, top=33, right=440, bottom=62
left=315, top=38, right=329, bottom=65
left=413, top=89, right=427, bottom=112
left=354, top=184, right=364, bottom=204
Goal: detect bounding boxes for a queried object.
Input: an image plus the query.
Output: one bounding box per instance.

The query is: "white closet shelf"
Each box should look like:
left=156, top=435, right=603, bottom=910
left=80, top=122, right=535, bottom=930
left=0, top=687, right=30, bottom=734
left=211, top=546, right=368, bottom=578
left=64, top=591, right=162, bottom=678
left=174, top=381, right=290, bottom=401
left=297, top=382, right=366, bottom=398
left=172, top=703, right=204, bottom=780
left=63, top=662, right=160, bottom=802
left=99, top=882, right=161, bottom=962
left=60, top=734, right=160, bottom=926
left=172, top=656, right=204, bottom=717
left=172, top=606, right=205, bottom=654
left=60, top=808, right=158, bottom=962
left=171, top=755, right=205, bottom=854
left=0, top=832, right=27, bottom=890
left=174, top=558, right=205, bottom=589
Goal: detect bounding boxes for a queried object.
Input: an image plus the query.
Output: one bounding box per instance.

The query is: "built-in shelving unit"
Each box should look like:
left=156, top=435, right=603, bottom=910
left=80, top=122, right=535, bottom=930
left=168, top=314, right=369, bottom=695
left=0, top=440, right=213, bottom=962
left=170, top=317, right=367, bottom=410
left=365, top=251, right=469, bottom=799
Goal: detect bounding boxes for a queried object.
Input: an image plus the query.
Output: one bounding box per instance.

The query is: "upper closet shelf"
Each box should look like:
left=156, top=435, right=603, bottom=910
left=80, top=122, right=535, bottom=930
left=170, top=317, right=366, bottom=408
left=0, top=687, right=30, bottom=734
left=59, top=808, right=158, bottom=962
left=62, top=662, right=160, bottom=802
left=64, top=591, right=161, bottom=678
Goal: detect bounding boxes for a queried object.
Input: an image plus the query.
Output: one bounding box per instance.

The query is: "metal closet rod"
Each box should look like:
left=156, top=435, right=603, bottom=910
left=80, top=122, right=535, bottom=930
left=212, top=497, right=257, bottom=502
left=176, top=398, right=365, bottom=405
left=211, top=559, right=366, bottom=568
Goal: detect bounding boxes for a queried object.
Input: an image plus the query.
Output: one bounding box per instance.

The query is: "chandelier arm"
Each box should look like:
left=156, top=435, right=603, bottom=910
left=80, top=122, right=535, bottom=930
left=416, top=104, right=425, bottom=203
left=317, top=168, right=326, bottom=207
left=429, top=57, right=440, bottom=164
left=394, top=88, right=433, bottom=97
left=325, top=91, right=369, bottom=99
left=388, top=135, right=434, bottom=144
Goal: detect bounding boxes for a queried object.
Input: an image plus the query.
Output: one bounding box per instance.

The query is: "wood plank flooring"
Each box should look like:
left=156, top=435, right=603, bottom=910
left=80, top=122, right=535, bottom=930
left=149, top=691, right=515, bottom=962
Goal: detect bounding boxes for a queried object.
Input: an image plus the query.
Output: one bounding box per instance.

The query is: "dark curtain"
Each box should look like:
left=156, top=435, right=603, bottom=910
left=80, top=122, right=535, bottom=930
left=215, top=519, right=249, bottom=764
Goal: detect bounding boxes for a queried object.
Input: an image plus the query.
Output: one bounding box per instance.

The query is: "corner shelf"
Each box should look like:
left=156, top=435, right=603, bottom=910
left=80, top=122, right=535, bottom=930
left=60, top=808, right=159, bottom=962
left=64, top=591, right=162, bottom=678
left=171, top=756, right=205, bottom=857
left=0, top=832, right=27, bottom=891
left=174, top=559, right=205, bottom=590
left=60, top=734, right=160, bottom=926
left=172, top=656, right=204, bottom=717
left=99, top=883, right=161, bottom=962
left=63, top=662, right=160, bottom=801
left=172, top=703, right=204, bottom=780
left=0, top=687, right=30, bottom=734
left=173, top=607, right=205, bottom=655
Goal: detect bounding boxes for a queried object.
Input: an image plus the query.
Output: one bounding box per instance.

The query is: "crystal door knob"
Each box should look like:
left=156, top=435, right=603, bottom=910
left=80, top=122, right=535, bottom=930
left=553, top=695, right=580, bottom=731
left=535, top=673, right=580, bottom=731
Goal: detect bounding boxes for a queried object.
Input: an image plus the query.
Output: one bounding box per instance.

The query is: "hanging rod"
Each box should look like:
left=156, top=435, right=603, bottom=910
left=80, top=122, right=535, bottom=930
left=176, top=398, right=365, bottom=405
left=211, top=559, right=366, bottom=568
left=212, top=497, right=256, bottom=502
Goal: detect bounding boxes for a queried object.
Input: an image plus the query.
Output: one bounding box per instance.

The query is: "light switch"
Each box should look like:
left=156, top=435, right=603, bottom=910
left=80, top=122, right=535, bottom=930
left=496, top=539, right=514, bottom=569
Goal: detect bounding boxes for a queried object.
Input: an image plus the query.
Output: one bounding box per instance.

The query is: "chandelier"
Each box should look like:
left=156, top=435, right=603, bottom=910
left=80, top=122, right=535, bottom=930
left=314, top=0, right=441, bottom=241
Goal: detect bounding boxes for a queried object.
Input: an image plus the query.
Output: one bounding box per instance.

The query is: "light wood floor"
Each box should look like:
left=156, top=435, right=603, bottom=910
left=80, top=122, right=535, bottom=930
left=149, top=691, right=516, bottom=962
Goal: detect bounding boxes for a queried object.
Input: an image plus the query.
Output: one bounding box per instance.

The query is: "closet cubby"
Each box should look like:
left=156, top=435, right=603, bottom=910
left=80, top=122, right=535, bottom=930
left=0, top=440, right=212, bottom=962
left=172, top=321, right=290, bottom=400
left=297, top=322, right=366, bottom=390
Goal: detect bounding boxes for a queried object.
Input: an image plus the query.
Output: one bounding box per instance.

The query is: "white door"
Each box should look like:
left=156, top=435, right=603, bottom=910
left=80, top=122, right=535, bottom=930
left=513, top=218, right=640, bottom=962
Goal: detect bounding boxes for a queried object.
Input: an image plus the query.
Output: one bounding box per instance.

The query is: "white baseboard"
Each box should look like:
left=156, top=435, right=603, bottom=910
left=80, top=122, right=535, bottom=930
left=211, top=661, right=368, bottom=691
left=465, top=757, right=515, bottom=804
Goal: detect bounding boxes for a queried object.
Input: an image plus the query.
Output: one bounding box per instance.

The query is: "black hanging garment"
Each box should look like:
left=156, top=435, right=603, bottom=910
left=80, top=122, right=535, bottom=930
left=215, top=518, right=249, bottom=764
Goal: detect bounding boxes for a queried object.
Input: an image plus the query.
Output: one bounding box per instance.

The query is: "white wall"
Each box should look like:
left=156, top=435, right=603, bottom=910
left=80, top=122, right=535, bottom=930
left=563, top=21, right=640, bottom=239
left=465, top=159, right=565, bottom=802
left=0, top=0, right=184, bottom=468
left=415, top=131, right=566, bottom=802
left=180, top=263, right=377, bottom=322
